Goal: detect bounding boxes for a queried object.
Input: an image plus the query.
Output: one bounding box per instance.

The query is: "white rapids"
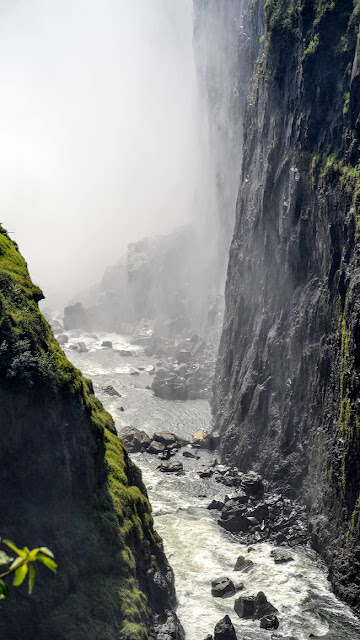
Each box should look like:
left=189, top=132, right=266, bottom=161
left=60, top=325, right=360, bottom=640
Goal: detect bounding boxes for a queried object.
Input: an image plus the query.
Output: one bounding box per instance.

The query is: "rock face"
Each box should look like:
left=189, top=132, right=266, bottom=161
left=0, top=227, right=182, bottom=639
left=213, top=0, right=360, bottom=614
left=213, top=615, right=237, bottom=640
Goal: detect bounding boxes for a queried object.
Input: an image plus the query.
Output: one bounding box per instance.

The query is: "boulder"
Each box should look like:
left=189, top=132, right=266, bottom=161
left=158, top=461, right=183, bottom=473
left=153, top=431, right=177, bottom=447
left=211, top=577, right=235, bottom=598
left=101, top=340, right=113, bottom=348
left=102, top=385, right=121, bottom=397
left=224, top=491, right=248, bottom=505
left=183, top=450, right=200, bottom=459
left=148, top=441, right=165, bottom=455
left=260, top=615, right=279, bottom=630
left=234, top=595, right=256, bottom=619
left=63, top=302, right=87, bottom=330
left=207, top=499, right=225, bottom=511
left=270, top=549, right=294, bottom=564
left=241, top=473, right=264, bottom=497
left=77, top=342, right=88, bottom=353
left=213, top=615, right=237, bottom=640
left=199, top=469, right=213, bottom=478
left=119, top=349, right=133, bottom=356
left=57, top=334, right=69, bottom=345
left=234, top=556, right=254, bottom=572
left=253, top=592, right=278, bottom=619
left=119, top=427, right=151, bottom=453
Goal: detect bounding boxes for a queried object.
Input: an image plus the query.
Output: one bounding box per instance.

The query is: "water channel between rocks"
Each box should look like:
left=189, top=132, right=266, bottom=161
left=63, top=328, right=360, bottom=640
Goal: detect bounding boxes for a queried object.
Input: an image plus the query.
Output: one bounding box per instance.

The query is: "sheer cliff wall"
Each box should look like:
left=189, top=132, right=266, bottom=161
left=213, top=0, right=360, bottom=612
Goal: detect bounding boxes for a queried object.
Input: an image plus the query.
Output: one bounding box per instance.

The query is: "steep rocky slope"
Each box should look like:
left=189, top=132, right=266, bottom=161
left=0, top=227, right=182, bottom=639
left=214, top=0, right=360, bottom=613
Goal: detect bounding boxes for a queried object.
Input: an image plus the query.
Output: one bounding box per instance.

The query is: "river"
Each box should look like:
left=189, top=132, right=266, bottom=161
left=60, top=326, right=360, bottom=640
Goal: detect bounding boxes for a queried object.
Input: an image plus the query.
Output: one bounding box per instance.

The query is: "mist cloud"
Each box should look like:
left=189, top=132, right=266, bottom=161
left=0, top=0, right=202, bottom=302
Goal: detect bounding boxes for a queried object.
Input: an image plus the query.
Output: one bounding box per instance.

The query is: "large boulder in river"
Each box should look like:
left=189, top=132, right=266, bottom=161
left=253, top=591, right=278, bottom=619
left=213, top=615, right=237, bottom=640
left=119, top=427, right=151, bottom=452
left=102, top=385, right=121, bottom=397
left=211, top=577, right=235, bottom=598
left=158, top=461, right=183, bottom=473
left=234, top=595, right=256, bottom=619
left=234, top=556, right=254, bottom=572
left=148, top=441, right=165, bottom=455
left=57, top=333, right=69, bottom=345
left=153, top=431, right=177, bottom=447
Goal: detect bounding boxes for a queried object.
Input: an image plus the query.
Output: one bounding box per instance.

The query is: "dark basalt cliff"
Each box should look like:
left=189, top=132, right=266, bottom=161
left=0, top=227, right=182, bottom=639
left=213, top=0, right=360, bottom=613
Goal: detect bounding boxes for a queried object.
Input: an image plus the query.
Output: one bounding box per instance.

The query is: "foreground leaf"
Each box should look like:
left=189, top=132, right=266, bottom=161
left=0, top=551, right=13, bottom=566
left=36, top=554, right=57, bottom=573
left=0, top=580, right=10, bottom=599
left=4, top=541, right=26, bottom=559
left=13, top=564, right=28, bottom=587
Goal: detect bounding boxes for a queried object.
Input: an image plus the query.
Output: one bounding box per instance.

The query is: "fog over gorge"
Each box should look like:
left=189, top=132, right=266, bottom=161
left=0, top=0, right=206, bottom=301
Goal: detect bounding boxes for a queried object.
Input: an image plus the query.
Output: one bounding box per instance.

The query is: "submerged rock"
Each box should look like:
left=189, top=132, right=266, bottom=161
left=158, top=461, right=183, bottom=473
left=260, top=614, right=279, bottom=630
left=211, top=577, right=235, bottom=598
left=101, top=340, right=113, bottom=348
left=102, top=385, right=121, bottom=397
left=234, top=555, right=254, bottom=572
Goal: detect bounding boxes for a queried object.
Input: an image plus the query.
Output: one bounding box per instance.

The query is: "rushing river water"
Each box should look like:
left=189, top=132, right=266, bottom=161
left=61, top=326, right=360, bottom=640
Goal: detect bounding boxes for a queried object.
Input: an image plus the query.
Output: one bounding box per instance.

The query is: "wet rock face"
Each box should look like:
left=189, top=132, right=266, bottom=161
left=213, top=615, right=237, bottom=640
left=212, top=0, right=360, bottom=614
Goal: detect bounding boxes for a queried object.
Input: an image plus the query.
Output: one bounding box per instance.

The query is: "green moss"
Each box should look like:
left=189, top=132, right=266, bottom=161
left=0, top=224, right=166, bottom=639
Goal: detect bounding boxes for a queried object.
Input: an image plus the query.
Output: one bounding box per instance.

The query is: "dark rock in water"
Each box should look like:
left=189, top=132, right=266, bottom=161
left=119, top=349, right=133, bottom=356
left=253, top=592, right=278, bottom=619
left=234, top=555, right=254, bottom=572
left=199, top=468, right=213, bottom=478
left=260, top=614, right=279, bottom=630
left=213, top=615, right=237, bottom=640
left=119, top=426, right=151, bottom=453
left=148, top=441, right=165, bottom=455
left=158, top=450, right=171, bottom=461
left=130, top=370, right=140, bottom=376
left=154, top=609, right=185, bottom=640
left=153, top=431, right=177, bottom=447
left=211, top=577, right=235, bottom=598
left=235, top=583, right=244, bottom=592
left=101, top=340, right=113, bottom=348
left=271, top=549, right=294, bottom=564
left=119, top=406, right=125, bottom=412
left=77, top=341, right=88, bottom=353
left=183, top=450, right=200, bottom=459
left=207, top=499, right=225, bottom=511
left=158, top=461, right=183, bottom=473
left=102, top=385, right=121, bottom=397
left=57, top=333, right=69, bottom=345
left=234, top=595, right=256, bottom=619
left=63, top=301, right=87, bottom=330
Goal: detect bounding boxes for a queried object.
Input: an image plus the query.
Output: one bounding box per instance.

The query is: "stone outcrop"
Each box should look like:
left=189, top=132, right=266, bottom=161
left=212, top=0, right=360, bottom=615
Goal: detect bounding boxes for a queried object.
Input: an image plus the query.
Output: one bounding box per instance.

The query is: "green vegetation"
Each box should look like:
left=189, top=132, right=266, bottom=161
left=0, top=226, right=167, bottom=639
left=0, top=540, right=56, bottom=600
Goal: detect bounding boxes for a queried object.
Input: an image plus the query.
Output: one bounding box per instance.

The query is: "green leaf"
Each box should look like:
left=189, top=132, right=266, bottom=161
left=28, top=564, right=35, bottom=595
left=28, top=548, right=40, bottom=562
left=36, top=554, right=57, bottom=573
left=38, top=547, right=54, bottom=559
left=9, top=556, right=24, bottom=571
left=0, top=550, right=13, bottom=566
left=0, top=580, right=10, bottom=599
left=13, top=564, right=28, bottom=587
left=4, top=540, right=26, bottom=559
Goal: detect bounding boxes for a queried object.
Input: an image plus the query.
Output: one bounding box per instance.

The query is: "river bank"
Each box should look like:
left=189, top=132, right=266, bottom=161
left=52, top=321, right=360, bottom=640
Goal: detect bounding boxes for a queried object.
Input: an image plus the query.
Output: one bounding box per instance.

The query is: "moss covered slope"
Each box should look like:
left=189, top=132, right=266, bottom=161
left=0, top=227, right=175, bottom=639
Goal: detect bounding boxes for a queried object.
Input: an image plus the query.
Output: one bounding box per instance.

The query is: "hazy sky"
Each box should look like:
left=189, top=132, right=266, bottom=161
left=0, top=0, right=201, bottom=302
